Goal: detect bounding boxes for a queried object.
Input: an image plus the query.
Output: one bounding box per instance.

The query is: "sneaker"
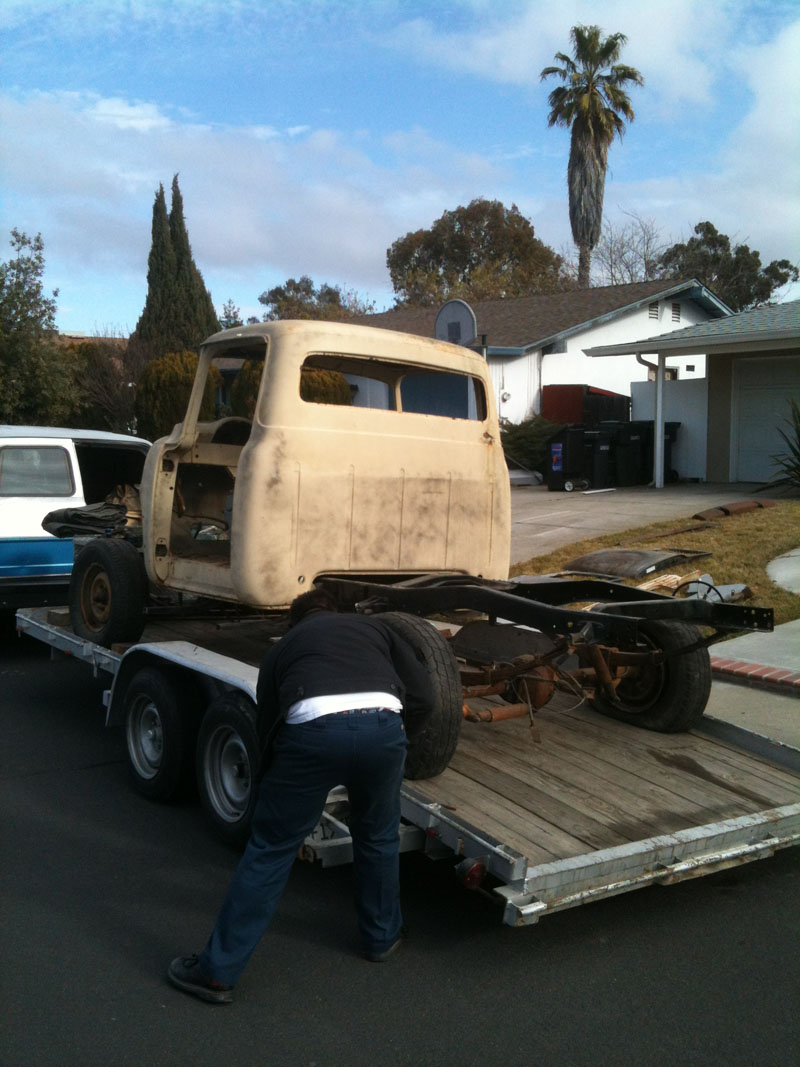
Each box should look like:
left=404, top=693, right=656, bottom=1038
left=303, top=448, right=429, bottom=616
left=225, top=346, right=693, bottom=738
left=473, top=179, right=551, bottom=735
left=364, top=927, right=407, bottom=963
left=167, top=954, right=234, bottom=1004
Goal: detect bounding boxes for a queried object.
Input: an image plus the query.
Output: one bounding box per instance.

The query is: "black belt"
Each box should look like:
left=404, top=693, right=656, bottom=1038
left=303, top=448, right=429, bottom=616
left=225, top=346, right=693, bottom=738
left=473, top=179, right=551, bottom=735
left=331, top=707, right=397, bottom=715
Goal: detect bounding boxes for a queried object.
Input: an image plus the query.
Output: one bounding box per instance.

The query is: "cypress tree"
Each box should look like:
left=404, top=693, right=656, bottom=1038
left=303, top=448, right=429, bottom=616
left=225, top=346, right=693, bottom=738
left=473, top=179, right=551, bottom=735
left=129, top=177, right=220, bottom=362
left=168, top=175, right=220, bottom=348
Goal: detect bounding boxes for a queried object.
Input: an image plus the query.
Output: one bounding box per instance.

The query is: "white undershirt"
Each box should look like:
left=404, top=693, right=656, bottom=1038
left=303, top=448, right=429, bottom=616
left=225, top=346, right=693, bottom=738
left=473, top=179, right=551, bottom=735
left=286, top=691, right=402, bottom=724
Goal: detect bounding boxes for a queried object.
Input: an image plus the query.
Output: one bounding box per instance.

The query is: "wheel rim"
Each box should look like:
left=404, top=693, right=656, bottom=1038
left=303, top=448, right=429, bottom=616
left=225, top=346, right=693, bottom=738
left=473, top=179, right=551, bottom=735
left=202, top=724, right=251, bottom=823
left=126, top=696, right=163, bottom=779
left=80, top=562, right=112, bottom=632
left=614, top=633, right=666, bottom=713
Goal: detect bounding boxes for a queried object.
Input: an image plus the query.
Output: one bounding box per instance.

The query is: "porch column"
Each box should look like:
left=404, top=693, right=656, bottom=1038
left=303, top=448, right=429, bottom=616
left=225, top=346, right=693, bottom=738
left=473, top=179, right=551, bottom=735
left=654, top=352, right=666, bottom=489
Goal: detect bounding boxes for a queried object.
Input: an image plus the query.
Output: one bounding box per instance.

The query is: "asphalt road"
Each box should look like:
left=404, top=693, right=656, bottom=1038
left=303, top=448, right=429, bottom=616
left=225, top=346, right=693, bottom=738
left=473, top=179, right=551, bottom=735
left=2, top=620, right=799, bottom=1067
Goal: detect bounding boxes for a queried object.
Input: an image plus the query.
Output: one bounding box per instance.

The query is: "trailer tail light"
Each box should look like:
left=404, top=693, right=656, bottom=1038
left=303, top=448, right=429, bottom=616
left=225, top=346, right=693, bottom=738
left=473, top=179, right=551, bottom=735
left=455, top=858, right=487, bottom=890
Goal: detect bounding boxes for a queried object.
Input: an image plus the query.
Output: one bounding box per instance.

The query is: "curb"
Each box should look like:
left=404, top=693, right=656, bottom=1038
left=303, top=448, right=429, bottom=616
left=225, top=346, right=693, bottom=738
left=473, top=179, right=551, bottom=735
left=710, top=656, right=800, bottom=698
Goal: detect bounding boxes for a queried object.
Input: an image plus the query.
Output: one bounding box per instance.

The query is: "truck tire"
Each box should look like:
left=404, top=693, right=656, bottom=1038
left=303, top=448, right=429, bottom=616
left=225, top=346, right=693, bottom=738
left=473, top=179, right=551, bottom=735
left=69, top=538, right=146, bottom=646
left=123, top=666, right=192, bottom=801
left=196, top=694, right=260, bottom=848
left=590, top=620, right=711, bottom=732
left=379, top=612, right=462, bottom=780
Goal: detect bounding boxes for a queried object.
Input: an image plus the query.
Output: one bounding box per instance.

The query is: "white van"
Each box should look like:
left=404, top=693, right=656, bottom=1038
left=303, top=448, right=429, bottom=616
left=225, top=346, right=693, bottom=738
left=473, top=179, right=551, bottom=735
left=0, top=426, right=149, bottom=610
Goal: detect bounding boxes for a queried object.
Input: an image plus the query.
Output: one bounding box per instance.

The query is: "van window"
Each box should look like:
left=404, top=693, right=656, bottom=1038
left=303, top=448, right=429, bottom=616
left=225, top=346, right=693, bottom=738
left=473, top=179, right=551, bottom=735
left=0, top=446, right=75, bottom=496
left=300, top=354, right=487, bottom=421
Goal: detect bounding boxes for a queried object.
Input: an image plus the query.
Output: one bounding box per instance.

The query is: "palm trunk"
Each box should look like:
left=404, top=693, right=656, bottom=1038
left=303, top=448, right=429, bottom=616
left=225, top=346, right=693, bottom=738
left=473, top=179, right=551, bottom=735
left=577, top=244, right=592, bottom=288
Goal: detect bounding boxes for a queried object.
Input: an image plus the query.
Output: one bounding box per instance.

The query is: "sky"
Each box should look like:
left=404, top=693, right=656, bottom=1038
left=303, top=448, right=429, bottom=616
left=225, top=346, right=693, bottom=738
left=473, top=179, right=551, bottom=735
left=2, top=0, right=799, bottom=335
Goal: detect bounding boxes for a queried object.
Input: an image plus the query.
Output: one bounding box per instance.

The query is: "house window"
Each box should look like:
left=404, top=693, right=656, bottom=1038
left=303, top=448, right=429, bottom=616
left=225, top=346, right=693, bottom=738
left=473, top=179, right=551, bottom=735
left=648, top=302, right=659, bottom=319
left=671, top=303, right=681, bottom=322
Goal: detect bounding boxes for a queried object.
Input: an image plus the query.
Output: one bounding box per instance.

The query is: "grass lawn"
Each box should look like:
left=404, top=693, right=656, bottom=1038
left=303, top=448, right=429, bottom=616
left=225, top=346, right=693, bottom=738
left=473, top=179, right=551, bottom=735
left=510, top=498, right=800, bottom=627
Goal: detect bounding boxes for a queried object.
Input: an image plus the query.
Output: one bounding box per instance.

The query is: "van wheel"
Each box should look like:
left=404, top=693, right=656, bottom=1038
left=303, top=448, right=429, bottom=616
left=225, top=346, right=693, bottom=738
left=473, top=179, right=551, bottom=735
left=379, top=612, right=462, bottom=780
left=197, top=695, right=260, bottom=848
left=69, top=538, right=146, bottom=646
left=123, top=667, right=192, bottom=800
left=590, top=621, right=711, bottom=732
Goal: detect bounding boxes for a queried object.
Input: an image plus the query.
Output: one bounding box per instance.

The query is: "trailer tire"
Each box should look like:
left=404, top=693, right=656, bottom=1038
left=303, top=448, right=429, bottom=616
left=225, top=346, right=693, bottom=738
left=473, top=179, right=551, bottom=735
left=123, top=667, right=191, bottom=801
left=69, top=538, right=146, bottom=647
left=379, top=612, right=462, bottom=779
left=197, top=694, right=260, bottom=848
left=590, top=620, right=711, bottom=732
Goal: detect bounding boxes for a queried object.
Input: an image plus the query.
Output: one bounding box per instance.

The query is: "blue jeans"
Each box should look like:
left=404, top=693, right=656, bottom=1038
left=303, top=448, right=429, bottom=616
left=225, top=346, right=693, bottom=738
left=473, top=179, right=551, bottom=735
left=199, top=710, right=407, bottom=985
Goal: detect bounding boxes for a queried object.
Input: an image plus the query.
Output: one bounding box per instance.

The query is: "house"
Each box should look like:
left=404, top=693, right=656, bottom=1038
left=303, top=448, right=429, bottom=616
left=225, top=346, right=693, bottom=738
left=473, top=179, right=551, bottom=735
left=584, top=300, right=800, bottom=485
left=363, top=279, right=730, bottom=424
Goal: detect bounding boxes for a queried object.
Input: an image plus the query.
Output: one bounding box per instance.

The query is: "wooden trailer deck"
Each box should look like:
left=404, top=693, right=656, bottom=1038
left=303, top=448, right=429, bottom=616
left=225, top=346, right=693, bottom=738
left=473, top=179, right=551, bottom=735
left=409, top=697, right=800, bottom=867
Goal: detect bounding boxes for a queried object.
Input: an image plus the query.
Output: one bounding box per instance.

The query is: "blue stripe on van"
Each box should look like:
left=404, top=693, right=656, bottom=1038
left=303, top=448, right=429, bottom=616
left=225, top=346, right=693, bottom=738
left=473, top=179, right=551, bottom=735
left=0, top=537, right=74, bottom=579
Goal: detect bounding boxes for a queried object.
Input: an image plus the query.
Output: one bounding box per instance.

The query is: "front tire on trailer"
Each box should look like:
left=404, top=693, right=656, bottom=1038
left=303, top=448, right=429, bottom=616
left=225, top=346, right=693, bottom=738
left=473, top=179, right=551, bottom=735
left=69, top=537, right=146, bottom=646
left=590, top=620, right=711, bottom=732
left=196, top=694, right=260, bottom=848
left=123, top=666, right=193, bottom=800
left=378, top=611, right=462, bottom=780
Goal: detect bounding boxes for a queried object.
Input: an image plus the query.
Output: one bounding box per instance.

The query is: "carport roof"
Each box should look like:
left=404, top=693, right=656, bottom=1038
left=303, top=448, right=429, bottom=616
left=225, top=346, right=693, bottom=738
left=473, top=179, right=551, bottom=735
left=584, top=299, right=800, bottom=358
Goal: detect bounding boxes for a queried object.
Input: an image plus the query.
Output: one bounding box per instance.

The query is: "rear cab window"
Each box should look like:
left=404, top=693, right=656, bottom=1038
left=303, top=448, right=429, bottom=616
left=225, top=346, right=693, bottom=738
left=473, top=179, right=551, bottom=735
left=298, top=353, right=488, bottom=421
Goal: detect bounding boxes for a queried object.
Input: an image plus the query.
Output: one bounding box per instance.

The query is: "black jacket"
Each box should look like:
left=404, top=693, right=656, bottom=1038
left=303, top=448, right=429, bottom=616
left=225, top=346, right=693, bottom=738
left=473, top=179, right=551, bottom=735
left=256, top=612, right=434, bottom=761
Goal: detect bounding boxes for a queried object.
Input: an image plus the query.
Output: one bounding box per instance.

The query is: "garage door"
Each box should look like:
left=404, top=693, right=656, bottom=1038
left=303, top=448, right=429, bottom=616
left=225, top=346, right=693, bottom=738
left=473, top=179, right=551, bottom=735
left=732, top=356, right=800, bottom=482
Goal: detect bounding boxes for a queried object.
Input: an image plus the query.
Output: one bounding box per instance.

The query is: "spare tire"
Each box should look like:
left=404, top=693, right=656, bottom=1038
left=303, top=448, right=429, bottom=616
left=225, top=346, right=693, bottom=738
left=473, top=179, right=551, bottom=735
left=378, top=612, right=462, bottom=780
left=69, top=537, right=146, bottom=646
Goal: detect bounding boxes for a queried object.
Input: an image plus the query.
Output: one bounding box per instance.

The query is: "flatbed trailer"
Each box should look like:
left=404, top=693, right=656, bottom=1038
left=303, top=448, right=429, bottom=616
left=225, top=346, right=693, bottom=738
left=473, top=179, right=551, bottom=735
left=16, top=605, right=800, bottom=927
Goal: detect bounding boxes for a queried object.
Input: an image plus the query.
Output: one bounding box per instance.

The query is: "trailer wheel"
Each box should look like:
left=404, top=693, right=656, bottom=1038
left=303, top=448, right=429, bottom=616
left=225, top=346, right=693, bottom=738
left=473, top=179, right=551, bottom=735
left=379, top=612, right=462, bottom=779
left=197, top=694, right=260, bottom=848
left=590, top=620, right=711, bottom=732
left=123, top=667, right=191, bottom=801
left=69, top=538, right=146, bottom=647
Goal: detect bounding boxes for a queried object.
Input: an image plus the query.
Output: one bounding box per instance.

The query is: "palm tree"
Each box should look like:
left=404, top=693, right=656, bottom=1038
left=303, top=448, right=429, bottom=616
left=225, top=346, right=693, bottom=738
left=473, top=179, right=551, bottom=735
left=541, top=25, right=643, bottom=288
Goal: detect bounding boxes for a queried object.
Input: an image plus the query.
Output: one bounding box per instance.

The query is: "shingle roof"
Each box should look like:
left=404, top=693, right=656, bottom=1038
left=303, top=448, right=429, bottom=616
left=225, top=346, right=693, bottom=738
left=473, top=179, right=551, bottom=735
left=584, top=299, right=800, bottom=357
left=359, top=279, right=727, bottom=349
left=611, top=299, right=800, bottom=347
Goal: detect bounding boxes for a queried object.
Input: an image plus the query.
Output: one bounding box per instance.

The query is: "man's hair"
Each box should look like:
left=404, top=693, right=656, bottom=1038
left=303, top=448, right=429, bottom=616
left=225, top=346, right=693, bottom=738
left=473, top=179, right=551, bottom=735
left=288, top=587, right=339, bottom=627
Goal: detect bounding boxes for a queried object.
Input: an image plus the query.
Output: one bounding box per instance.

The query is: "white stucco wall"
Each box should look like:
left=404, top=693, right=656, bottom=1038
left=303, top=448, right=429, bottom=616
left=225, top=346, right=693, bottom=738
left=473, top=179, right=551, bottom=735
left=542, top=296, right=711, bottom=396
left=486, top=293, right=719, bottom=425
left=631, top=377, right=709, bottom=480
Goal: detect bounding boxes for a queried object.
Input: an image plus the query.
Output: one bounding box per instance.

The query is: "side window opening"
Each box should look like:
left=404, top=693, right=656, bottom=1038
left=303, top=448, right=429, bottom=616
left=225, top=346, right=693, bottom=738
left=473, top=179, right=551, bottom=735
left=212, top=352, right=266, bottom=420
left=74, top=444, right=147, bottom=504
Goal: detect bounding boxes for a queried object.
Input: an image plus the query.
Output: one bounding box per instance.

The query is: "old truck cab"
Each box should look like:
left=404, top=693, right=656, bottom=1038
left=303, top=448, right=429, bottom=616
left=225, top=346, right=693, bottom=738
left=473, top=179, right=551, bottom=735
left=139, top=320, right=510, bottom=608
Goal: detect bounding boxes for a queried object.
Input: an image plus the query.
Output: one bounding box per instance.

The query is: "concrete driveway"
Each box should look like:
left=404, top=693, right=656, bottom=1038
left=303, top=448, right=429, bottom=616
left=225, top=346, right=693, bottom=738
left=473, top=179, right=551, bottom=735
left=511, top=481, right=788, bottom=565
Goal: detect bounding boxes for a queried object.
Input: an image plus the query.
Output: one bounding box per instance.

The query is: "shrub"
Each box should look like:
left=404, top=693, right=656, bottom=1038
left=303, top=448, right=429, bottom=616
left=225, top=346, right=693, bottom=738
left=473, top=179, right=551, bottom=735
left=767, top=398, right=800, bottom=491
left=500, top=415, right=564, bottom=474
left=134, top=350, right=220, bottom=440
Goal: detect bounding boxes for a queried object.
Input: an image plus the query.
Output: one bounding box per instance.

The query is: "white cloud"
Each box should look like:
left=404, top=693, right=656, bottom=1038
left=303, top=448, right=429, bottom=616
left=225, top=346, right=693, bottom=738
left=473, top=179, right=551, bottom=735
left=0, top=87, right=510, bottom=328
left=388, top=1, right=756, bottom=116
left=86, top=96, right=173, bottom=132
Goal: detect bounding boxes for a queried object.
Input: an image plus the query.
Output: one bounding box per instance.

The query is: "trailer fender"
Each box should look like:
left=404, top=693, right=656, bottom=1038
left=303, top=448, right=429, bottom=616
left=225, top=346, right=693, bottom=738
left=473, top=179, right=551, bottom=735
left=105, top=641, right=259, bottom=727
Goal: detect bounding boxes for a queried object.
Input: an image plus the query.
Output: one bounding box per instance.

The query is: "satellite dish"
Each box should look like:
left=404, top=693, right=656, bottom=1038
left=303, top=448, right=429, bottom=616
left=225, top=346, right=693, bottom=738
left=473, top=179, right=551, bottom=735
left=435, top=299, right=477, bottom=346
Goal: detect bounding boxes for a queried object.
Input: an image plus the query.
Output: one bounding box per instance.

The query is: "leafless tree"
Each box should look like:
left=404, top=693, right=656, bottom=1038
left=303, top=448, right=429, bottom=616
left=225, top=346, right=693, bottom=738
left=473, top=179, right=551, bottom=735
left=592, top=211, right=667, bottom=285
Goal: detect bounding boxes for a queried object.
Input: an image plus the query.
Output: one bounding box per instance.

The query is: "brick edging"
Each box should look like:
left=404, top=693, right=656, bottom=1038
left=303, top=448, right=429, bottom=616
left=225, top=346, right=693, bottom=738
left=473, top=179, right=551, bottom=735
left=710, top=656, right=800, bottom=697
